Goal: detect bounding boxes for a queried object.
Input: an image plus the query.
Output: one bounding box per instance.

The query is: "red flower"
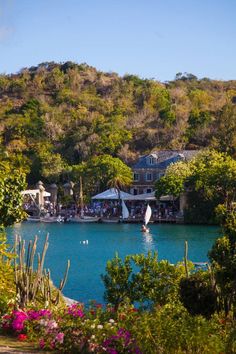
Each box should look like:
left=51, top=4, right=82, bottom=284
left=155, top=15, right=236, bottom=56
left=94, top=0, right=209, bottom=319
left=18, top=334, right=27, bottom=341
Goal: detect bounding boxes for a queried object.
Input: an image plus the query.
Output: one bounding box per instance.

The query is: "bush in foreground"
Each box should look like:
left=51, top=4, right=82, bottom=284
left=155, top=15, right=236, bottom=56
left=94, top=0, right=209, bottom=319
left=1, top=301, right=235, bottom=353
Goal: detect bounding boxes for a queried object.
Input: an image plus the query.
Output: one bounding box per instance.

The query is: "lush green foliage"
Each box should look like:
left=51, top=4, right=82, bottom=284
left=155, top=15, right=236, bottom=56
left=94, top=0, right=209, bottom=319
left=1, top=302, right=235, bottom=353
left=71, top=154, right=133, bottom=196
left=155, top=150, right=236, bottom=223
left=102, top=252, right=187, bottom=309
left=0, top=234, right=15, bottom=316
left=155, top=160, right=192, bottom=198
left=179, top=271, right=217, bottom=318
left=1, top=62, right=236, bottom=185
left=0, top=161, right=26, bottom=229
left=208, top=211, right=236, bottom=318
left=0, top=159, right=26, bottom=314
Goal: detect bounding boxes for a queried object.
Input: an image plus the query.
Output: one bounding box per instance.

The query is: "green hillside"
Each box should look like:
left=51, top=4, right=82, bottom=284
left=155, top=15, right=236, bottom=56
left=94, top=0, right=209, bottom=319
left=0, top=62, right=236, bottom=184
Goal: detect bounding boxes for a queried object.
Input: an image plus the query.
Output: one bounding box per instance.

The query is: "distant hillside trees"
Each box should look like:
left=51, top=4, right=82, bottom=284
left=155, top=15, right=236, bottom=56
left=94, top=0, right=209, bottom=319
left=0, top=62, right=236, bottom=187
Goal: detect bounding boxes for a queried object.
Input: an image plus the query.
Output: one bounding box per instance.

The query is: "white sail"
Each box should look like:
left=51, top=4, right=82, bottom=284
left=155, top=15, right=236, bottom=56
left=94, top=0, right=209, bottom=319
left=122, top=200, right=129, bottom=219
left=144, top=204, right=152, bottom=226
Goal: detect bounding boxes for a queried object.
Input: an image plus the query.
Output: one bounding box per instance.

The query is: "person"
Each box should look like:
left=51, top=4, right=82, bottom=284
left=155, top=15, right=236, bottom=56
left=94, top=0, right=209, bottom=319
left=141, top=224, right=149, bottom=233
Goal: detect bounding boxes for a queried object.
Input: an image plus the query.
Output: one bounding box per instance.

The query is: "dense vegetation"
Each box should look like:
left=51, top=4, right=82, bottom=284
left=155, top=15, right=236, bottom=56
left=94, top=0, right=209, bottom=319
left=1, top=62, right=236, bottom=187
left=155, top=150, right=236, bottom=223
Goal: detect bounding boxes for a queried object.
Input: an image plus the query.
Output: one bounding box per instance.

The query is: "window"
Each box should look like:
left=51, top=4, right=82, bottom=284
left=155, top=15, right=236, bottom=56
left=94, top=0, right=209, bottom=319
left=159, top=172, right=165, bottom=179
left=146, top=173, right=153, bottom=181
left=131, top=188, right=138, bottom=195
left=146, top=188, right=153, bottom=193
left=148, top=156, right=155, bottom=165
left=133, top=173, right=140, bottom=181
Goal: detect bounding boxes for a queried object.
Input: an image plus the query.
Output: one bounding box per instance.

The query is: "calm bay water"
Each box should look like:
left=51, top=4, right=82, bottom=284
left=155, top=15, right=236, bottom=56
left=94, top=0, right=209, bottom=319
left=6, top=222, right=219, bottom=304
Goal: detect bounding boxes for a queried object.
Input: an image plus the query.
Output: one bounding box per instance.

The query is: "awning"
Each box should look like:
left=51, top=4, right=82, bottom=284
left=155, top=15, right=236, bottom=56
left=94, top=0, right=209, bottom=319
left=21, top=189, right=51, bottom=197
left=92, top=188, right=133, bottom=200
left=123, top=192, right=156, bottom=201
left=123, top=192, right=175, bottom=201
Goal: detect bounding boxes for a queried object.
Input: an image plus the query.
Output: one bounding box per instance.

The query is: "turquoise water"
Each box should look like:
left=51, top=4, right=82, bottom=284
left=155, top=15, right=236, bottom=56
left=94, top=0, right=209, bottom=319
left=6, top=223, right=219, bottom=305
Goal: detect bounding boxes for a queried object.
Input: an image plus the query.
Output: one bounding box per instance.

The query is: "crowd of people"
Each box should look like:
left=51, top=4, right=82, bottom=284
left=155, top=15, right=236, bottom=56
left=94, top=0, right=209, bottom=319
left=63, top=201, right=179, bottom=220
left=24, top=196, right=179, bottom=221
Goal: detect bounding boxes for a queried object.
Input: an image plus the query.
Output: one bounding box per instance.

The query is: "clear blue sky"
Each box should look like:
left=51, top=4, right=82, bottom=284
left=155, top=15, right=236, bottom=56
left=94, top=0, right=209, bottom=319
left=0, top=0, right=235, bottom=81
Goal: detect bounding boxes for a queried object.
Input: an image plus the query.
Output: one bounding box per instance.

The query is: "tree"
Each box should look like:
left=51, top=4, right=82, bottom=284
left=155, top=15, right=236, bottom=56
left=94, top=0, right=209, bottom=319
left=102, top=252, right=186, bottom=309
left=0, top=160, right=26, bottom=229
left=208, top=211, right=236, bottom=318
left=155, top=160, right=192, bottom=199
left=83, top=154, right=132, bottom=193
left=155, top=150, right=236, bottom=223
left=40, top=151, right=68, bottom=183
left=0, top=159, right=26, bottom=311
left=211, top=104, right=236, bottom=156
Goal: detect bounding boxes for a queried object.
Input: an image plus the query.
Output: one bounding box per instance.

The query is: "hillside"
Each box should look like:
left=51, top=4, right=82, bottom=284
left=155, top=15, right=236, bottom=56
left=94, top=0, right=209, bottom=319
left=0, top=62, right=236, bottom=184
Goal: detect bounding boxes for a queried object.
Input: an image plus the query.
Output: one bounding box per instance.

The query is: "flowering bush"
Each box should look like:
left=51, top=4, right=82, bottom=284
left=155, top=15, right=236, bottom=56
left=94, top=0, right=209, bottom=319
left=103, top=328, right=141, bottom=354
left=0, top=302, right=139, bottom=352
left=1, top=302, right=235, bottom=353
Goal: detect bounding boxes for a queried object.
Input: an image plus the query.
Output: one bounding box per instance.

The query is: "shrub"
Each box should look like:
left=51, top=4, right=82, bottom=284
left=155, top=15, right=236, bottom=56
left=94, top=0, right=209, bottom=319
left=102, top=252, right=187, bottom=309
left=1, top=301, right=234, bottom=353
left=179, top=271, right=217, bottom=318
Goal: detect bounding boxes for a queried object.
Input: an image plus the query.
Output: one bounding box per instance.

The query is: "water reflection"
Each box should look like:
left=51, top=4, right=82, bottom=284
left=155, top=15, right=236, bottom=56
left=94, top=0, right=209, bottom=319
left=142, top=231, right=155, bottom=252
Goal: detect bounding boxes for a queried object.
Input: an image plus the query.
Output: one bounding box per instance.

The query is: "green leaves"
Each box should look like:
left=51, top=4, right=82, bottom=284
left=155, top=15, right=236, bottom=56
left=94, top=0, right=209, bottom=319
left=0, top=161, right=26, bottom=228
left=155, top=160, right=192, bottom=198
left=102, top=252, right=186, bottom=309
left=75, top=154, right=133, bottom=194
left=155, top=150, right=236, bottom=223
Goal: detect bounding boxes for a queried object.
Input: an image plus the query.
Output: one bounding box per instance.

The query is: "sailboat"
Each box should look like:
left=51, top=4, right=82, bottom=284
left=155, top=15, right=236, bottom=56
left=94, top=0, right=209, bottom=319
left=101, top=198, right=129, bottom=224
left=122, top=200, right=129, bottom=220
left=69, top=177, right=100, bottom=223
left=141, top=204, right=152, bottom=233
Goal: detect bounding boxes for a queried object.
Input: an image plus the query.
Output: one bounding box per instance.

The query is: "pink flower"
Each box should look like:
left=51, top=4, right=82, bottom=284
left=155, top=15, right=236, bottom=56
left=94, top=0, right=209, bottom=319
left=12, top=311, right=28, bottom=332
left=39, top=339, right=45, bottom=349
left=47, top=320, right=58, bottom=330
left=1, top=314, right=12, bottom=330
left=55, top=332, right=64, bottom=344
left=67, top=303, right=85, bottom=318
left=28, top=309, right=51, bottom=320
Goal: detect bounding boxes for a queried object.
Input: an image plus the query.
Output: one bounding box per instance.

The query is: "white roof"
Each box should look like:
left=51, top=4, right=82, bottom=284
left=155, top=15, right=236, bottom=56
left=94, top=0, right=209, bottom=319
left=92, top=188, right=133, bottom=200
left=123, top=192, right=175, bottom=201
left=21, top=189, right=51, bottom=197
left=123, top=192, right=156, bottom=201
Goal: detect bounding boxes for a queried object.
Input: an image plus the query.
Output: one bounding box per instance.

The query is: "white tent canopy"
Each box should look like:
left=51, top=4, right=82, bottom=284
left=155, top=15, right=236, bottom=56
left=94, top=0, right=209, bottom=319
left=92, top=189, right=175, bottom=202
left=123, top=191, right=156, bottom=201
left=21, top=189, right=51, bottom=197
left=123, top=192, right=175, bottom=201
left=92, top=188, right=133, bottom=200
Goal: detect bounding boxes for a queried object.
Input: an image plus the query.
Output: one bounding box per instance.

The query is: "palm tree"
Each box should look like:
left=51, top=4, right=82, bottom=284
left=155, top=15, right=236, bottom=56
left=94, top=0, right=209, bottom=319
left=107, top=173, right=132, bottom=218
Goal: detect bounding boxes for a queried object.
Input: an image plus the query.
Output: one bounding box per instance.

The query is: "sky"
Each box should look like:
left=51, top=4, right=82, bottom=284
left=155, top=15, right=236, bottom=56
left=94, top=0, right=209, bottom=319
left=0, top=0, right=235, bottom=82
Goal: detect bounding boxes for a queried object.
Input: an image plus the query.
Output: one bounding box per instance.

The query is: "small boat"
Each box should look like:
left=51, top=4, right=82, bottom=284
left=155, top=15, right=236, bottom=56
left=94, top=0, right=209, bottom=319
left=141, top=204, right=152, bottom=233
left=100, top=217, right=120, bottom=223
left=101, top=199, right=129, bottom=223
left=69, top=178, right=99, bottom=223
left=40, top=215, right=64, bottom=223
left=69, top=216, right=100, bottom=223
left=26, top=216, right=41, bottom=222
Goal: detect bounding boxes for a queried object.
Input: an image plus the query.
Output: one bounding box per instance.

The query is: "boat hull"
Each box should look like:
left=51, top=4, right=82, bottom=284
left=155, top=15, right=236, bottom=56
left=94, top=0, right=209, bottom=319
left=69, top=216, right=100, bottom=223
left=26, top=217, right=41, bottom=222
left=101, top=218, right=120, bottom=223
